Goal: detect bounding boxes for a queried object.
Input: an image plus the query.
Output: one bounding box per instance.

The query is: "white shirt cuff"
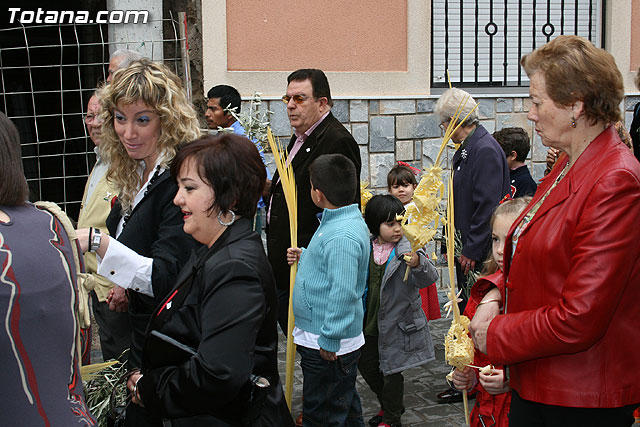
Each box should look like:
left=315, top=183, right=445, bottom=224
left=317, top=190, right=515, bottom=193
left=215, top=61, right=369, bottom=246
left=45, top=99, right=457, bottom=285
left=97, top=238, right=155, bottom=297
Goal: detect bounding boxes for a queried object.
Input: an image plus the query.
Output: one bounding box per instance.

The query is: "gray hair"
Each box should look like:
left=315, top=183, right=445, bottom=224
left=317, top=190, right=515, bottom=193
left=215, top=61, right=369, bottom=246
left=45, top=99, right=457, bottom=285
left=110, top=49, right=143, bottom=70
left=435, top=87, right=479, bottom=127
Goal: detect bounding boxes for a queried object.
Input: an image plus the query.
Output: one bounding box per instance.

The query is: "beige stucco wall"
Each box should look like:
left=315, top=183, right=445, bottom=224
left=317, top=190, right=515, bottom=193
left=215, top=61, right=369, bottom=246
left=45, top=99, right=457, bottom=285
left=202, top=0, right=638, bottom=96
left=630, top=0, right=640, bottom=77
left=606, top=0, right=638, bottom=92
left=226, top=0, right=407, bottom=72
left=202, top=0, right=430, bottom=97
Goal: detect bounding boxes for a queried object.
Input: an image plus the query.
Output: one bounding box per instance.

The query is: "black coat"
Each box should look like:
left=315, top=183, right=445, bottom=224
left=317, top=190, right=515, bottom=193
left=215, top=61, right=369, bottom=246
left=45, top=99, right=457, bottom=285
left=452, top=125, right=510, bottom=262
left=510, top=165, right=537, bottom=198
left=136, top=218, right=294, bottom=427
left=266, top=112, right=361, bottom=290
left=106, top=170, right=201, bottom=369
left=631, top=102, right=640, bottom=163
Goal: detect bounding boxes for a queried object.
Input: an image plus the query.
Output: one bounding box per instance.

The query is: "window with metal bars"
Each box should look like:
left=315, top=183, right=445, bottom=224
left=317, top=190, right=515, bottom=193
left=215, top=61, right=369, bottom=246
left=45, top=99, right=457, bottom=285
left=431, top=0, right=605, bottom=88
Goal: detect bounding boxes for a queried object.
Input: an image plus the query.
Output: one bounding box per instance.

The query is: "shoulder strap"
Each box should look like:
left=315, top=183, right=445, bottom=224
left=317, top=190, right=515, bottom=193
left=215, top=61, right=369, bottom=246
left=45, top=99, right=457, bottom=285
left=149, top=228, right=231, bottom=332
left=34, top=201, right=91, bottom=364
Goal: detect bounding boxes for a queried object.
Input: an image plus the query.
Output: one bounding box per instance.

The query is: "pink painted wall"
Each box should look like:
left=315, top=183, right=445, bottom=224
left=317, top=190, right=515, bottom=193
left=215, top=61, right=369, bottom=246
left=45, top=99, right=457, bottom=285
left=632, top=0, right=640, bottom=71
left=226, top=0, right=408, bottom=72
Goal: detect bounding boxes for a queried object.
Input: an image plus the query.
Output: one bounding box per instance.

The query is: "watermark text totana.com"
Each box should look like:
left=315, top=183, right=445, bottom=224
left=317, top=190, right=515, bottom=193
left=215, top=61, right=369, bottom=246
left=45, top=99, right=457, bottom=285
left=8, top=7, right=149, bottom=24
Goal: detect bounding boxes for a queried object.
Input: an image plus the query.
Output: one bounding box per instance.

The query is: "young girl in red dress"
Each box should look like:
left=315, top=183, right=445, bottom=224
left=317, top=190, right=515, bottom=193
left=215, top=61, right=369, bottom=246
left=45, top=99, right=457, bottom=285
left=452, top=197, right=531, bottom=427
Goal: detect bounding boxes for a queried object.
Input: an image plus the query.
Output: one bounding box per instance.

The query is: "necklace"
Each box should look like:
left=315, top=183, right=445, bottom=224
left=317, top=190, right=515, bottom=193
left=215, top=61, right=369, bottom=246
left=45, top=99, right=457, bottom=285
left=556, top=163, right=569, bottom=183
left=122, top=165, right=163, bottom=228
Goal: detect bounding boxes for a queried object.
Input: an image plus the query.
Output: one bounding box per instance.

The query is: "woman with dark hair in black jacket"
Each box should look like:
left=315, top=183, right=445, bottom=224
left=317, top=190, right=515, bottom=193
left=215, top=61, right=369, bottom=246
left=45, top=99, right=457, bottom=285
left=127, top=134, right=294, bottom=427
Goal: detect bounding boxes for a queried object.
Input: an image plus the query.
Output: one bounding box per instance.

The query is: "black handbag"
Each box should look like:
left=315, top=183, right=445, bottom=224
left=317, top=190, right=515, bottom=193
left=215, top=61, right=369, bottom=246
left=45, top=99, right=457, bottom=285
left=239, top=374, right=271, bottom=425
left=147, top=330, right=270, bottom=426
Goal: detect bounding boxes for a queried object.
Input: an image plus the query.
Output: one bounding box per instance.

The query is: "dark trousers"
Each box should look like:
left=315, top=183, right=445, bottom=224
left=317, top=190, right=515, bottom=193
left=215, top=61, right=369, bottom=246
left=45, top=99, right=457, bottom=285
left=297, top=346, right=365, bottom=427
left=91, top=291, right=131, bottom=361
left=358, top=335, right=404, bottom=424
left=509, top=390, right=638, bottom=427
left=455, top=259, right=472, bottom=314
left=276, top=288, right=290, bottom=335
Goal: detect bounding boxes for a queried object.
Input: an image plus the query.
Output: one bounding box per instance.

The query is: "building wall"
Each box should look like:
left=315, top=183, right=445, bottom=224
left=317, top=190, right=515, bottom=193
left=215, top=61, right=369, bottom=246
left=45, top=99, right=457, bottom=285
left=607, top=0, right=639, bottom=89
left=630, top=0, right=640, bottom=73
left=258, top=93, right=640, bottom=193
left=205, top=0, right=640, bottom=211
left=202, top=0, right=430, bottom=97
left=203, top=0, right=640, bottom=96
left=225, top=0, right=408, bottom=72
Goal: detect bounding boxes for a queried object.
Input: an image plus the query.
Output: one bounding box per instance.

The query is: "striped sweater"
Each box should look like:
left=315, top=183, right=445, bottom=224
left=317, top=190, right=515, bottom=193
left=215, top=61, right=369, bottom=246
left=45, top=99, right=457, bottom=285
left=292, top=204, right=370, bottom=352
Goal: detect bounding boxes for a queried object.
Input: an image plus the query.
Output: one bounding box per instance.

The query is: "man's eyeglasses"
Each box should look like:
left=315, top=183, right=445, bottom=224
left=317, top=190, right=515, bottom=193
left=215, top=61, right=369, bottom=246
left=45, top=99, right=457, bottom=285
left=282, top=94, right=309, bottom=105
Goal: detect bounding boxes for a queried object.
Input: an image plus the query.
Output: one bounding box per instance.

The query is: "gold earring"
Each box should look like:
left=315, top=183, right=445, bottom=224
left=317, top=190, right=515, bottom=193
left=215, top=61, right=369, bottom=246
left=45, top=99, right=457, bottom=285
left=571, top=117, right=576, bottom=128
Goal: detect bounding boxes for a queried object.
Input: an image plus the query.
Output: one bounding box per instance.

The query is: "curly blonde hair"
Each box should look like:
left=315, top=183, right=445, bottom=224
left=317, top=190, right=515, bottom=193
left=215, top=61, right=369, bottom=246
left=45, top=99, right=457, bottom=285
left=98, top=59, right=201, bottom=213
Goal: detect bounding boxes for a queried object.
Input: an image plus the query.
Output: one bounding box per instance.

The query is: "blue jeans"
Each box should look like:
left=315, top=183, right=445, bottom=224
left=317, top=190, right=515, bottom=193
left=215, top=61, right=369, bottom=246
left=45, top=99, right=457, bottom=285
left=297, top=346, right=365, bottom=427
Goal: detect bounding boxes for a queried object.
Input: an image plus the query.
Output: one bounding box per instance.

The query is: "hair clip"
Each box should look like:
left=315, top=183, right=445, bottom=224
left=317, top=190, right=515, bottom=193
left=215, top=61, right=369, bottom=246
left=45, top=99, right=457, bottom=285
left=498, top=192, right=513, bottom=205
left=397, top=161, right=421, bottom=175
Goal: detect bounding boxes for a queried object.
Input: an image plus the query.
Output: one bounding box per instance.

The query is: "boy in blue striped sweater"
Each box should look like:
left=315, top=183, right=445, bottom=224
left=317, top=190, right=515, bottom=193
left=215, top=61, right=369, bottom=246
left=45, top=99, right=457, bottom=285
left=287, top=154, right=370, bottom=426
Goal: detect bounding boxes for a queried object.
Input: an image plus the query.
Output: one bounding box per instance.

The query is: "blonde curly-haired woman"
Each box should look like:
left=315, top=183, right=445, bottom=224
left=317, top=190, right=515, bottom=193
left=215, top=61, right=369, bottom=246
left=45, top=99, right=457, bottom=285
left=76, top=59, right=202, bottom=425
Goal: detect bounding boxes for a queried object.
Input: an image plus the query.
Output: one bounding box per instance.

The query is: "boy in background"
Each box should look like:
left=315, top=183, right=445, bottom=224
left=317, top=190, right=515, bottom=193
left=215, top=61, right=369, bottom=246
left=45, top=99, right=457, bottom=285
left=493, top=127, right=537, bottom=198
left=287, top=154, right=370, bottom=426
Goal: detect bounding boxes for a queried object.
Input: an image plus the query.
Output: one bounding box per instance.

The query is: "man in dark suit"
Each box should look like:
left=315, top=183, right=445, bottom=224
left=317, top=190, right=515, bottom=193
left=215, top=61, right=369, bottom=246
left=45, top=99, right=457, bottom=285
left=266, top=69, right=361, bottom=333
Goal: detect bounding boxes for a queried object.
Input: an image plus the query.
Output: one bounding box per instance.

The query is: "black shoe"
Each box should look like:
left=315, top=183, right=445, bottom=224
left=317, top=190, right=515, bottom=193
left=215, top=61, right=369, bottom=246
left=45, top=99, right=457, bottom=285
left=368, top=410, right=383, bottom=427
left=436, top=388, right=476, bottom=404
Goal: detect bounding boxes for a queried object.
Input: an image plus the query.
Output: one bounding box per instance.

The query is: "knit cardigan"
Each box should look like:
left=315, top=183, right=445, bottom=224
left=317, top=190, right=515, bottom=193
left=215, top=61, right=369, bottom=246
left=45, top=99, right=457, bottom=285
left=292, top=204, right=370, bottom=352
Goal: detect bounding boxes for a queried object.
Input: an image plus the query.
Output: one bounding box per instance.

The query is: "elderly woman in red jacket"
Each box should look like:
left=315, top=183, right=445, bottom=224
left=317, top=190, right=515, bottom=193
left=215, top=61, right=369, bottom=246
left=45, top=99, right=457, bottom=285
left=470, top=35, right=640, bottom=426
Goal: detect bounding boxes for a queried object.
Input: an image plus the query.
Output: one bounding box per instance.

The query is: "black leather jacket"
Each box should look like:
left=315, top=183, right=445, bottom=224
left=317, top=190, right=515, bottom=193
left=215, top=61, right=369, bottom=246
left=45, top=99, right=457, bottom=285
left=136, top=218, right=294, bottom=427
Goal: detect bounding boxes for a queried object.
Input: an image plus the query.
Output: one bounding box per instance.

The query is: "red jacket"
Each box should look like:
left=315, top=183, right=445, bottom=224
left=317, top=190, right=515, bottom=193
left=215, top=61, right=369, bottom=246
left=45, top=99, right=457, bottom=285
left=467, top=272, right=511, bottom=427
left=487, top=126, right=640, bottom=408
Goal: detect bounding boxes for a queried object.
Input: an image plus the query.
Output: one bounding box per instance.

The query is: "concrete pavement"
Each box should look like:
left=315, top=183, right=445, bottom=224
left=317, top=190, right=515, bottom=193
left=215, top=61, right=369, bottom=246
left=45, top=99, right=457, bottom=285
left=89, top=269, right=471, bottom=425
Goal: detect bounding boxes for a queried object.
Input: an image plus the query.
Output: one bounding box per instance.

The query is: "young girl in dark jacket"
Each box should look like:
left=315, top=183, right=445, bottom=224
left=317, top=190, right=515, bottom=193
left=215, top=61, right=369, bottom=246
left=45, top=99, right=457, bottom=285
left=359, top=195, right=439, bottom=427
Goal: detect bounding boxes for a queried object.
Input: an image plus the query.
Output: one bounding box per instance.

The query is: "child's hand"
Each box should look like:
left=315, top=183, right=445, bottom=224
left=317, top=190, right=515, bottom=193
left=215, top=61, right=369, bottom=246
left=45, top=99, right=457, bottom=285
left=319, top=348, right=337, bottom=361
left=451, top=366, right=477, bottom=392
left=546, top=147, right=560, bottom=167
left=402, top=252, right=419, bottom=268
left=479, top=367, right=510, bottom=395
left=286, top=247, right=302, bottom=265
